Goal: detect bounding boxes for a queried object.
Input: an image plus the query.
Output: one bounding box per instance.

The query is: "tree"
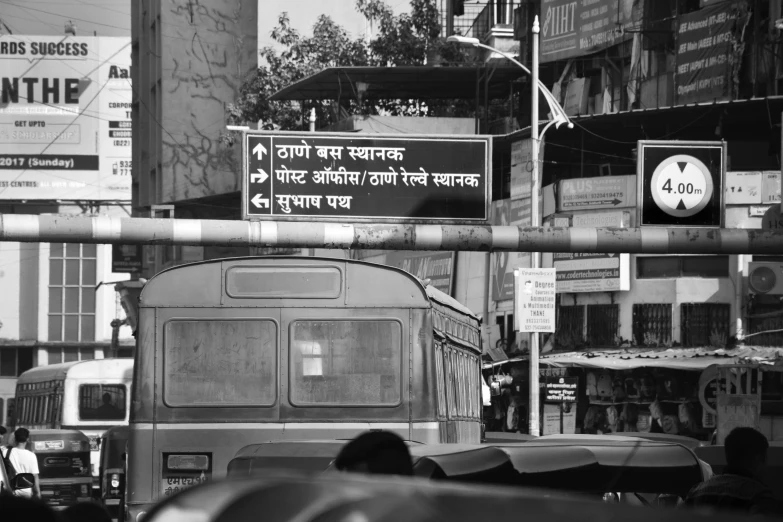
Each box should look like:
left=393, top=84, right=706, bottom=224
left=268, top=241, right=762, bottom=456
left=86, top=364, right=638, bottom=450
left=224, top=0, right=476, bottom=137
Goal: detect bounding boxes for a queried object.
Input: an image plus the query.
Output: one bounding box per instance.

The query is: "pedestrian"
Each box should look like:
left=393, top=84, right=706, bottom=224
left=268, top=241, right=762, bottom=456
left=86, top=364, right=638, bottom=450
left=0, top=425, right=7, bottom=446
left=683, top=427, right=778, bottom=515
left=333, top=431, right=414, bottom=476
left=0, top=494, right=60, bottom=522
left=62, top=500, right=112, bottom=522
left=1, top=427, right=41, bottom=499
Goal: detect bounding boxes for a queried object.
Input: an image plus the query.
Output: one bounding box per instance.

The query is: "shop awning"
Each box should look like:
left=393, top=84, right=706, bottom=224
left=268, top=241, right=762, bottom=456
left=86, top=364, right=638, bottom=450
left=483, top=347, right=783, bottom=371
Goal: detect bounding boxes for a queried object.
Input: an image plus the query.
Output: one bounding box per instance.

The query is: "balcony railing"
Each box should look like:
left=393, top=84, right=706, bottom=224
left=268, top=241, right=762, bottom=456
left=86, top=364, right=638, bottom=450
left=465, top=0, right=515, bottom=43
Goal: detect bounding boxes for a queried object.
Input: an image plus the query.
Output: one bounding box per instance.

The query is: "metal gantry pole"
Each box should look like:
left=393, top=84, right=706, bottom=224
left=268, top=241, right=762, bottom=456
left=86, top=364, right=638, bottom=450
left=528, top=15, right=541, bottom=438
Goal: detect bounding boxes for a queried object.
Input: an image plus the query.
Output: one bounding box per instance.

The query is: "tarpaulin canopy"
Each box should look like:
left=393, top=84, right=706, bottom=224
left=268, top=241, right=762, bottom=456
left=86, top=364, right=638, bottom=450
left=483, top=347, right=783, bottom=371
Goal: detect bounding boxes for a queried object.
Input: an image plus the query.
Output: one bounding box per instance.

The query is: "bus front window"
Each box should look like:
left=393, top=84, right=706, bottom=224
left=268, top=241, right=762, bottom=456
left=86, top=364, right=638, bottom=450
left=80, top=385, right=126, bottom=420
left=290, top=320, right=402, bottom=406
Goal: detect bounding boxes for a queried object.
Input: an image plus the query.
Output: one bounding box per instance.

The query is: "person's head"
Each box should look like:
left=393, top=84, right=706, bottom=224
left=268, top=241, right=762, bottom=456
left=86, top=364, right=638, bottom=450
left=0, top=426, right=6, bottom=436
left=102, top=393, right=112, bottom=405
left=725, top=427, right=769, bottom=477
left=0, top=494, right=59, bottom=522
left=62, top=500, right=112, bottom=522
left=13, top=427, right=29, bottom=445
left=334, top=431, right=413, bottom=476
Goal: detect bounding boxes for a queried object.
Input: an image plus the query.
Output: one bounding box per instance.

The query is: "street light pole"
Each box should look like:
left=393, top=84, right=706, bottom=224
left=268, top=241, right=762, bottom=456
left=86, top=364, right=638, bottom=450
left=528, top=15, right=541, bottom=437
left=448, top=21, right=572, bottom=438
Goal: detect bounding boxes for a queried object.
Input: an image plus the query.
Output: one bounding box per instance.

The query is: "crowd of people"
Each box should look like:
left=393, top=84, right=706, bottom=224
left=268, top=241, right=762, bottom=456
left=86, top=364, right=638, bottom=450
left=1, top=426, right=781, bottom=519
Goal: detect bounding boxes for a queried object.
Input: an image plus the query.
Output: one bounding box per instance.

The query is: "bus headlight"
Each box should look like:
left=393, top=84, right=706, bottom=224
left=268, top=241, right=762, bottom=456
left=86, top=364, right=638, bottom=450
left=111, top=474, right=120, bottom=488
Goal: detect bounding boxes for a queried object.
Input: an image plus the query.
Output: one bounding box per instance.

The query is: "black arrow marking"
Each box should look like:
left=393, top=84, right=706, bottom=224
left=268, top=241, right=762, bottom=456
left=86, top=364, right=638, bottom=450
left=676, top=199, right=687, bottom=210
left=677, top=162, right=688, bottom=172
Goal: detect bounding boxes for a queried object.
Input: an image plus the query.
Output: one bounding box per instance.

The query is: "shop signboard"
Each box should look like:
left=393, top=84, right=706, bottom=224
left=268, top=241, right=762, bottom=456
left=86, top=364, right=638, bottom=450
left=558, top=175, right=636, bottom=211
left=514, top=268, right=556, bottom=333
left=492, top=198, right=532, bottom=302
left=637, top=140, right=725, bottom=228
left=545, top=377, right=578, bottom=402
left=242, top=132, right=490, bottom=223
left=725, top=172, right=762, bottom=205
left=0, top=35, right=132, bottom=201
left=539, top=0, right=643, bottom=63
left=385, top=251, right=454, bottom=296
left=111, top=244, right=143, bottom=273
left=552, top=211, right=631, bottom=293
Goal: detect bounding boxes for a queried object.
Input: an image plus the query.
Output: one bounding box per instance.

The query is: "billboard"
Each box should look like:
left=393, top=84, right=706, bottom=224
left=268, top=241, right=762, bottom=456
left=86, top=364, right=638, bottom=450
left=674, top=2, right=748, bottom=105
left=0, top=36, right=131, bottom=200
left=540, top=0, right=643, bottom=63
left=243, top=132, right=491, bottom=222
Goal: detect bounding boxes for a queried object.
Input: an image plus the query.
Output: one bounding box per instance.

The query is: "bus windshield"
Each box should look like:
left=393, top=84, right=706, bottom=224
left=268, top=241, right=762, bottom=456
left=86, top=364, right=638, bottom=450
left=79, top=385, right=126, bottom=421
left=290, top=320, right=402, bottom=406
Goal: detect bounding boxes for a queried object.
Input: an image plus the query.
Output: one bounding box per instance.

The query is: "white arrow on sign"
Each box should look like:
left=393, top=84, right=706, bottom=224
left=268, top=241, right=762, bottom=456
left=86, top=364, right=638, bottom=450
left=252, top=142, right=267, bottom=160
left=251, top=193, right=269, bottom=209
left=251, top=169, right=269, bottom=184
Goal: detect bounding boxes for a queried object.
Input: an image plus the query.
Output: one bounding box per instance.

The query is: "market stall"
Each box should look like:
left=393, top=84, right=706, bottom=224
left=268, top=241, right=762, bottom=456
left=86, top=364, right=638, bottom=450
left=482, top=347, right=783, bottom=441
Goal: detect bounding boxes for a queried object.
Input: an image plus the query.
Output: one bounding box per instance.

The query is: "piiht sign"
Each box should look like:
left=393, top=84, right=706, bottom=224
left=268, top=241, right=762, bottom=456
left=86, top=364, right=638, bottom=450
left=637, top=140, right=726, bottom=228
left=242, top=131, right=490, bottom=223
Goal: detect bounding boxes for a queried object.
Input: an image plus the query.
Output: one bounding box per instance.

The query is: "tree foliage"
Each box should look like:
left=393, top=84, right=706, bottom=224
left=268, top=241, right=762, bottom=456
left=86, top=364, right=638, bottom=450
left=225, top=0, right=476, bottom=136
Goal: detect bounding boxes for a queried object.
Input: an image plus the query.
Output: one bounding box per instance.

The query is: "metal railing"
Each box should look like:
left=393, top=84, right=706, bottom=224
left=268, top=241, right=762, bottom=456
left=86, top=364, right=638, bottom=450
left=681, top=303, right=730, bottom=347
left=632, top=303, right=672, bottom=347
left=465, top=0, right=514, bottom=42
left=586, top=304, right=620, bottom=347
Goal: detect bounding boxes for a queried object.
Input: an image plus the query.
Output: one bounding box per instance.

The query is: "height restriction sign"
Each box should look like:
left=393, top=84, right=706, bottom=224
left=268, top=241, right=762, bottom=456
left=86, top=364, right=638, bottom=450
left=637, top=140, right=726, bottom=228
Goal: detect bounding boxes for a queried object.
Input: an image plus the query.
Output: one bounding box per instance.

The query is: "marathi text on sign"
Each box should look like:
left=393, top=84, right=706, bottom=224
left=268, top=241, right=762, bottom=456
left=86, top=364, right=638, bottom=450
left=244, top=133, right=489, bottom=222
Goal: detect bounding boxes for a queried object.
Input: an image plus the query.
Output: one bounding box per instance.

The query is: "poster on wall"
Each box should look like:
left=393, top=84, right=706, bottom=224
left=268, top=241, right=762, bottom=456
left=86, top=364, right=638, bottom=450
left=539, top=0, right=643, bottom=63
left=492, top=198, right=531, bottom=302
left=674, top=2, right=749, bottom=105
left=0, top=35, right=131, bottom=201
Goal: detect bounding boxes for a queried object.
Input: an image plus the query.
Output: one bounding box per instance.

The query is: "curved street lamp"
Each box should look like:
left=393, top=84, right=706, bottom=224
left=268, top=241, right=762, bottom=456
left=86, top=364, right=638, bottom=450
left=448, top=17, right=572, bottom=437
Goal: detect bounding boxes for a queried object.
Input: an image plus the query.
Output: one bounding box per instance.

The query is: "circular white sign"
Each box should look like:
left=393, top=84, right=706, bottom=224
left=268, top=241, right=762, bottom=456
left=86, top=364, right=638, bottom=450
left=650, top=154, right=714, bottom=218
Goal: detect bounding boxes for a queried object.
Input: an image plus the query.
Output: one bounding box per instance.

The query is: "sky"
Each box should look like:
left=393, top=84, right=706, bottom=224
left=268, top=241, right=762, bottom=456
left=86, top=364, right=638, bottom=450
left=0, top=0, right=405, bottom=48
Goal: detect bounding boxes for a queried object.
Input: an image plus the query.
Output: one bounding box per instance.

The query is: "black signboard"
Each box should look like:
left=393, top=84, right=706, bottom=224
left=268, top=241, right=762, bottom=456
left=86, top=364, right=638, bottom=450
left=242, top=132, right=491, bottom=223
left=545, top=377, right=578, bottom=402
left=112, top=244, right=143, bottom=273
left=637, top=140, right=725, bottom=228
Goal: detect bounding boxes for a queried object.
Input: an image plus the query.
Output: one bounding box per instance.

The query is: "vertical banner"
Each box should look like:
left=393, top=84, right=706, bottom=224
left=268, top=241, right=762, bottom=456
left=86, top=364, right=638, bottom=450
left=510, top=138, right=545, bottom=201
left=514, top=268, right=556, bottom=333
left=492, top=199, right=532, bottom=301
left=675, top=2, right=748, bottom=105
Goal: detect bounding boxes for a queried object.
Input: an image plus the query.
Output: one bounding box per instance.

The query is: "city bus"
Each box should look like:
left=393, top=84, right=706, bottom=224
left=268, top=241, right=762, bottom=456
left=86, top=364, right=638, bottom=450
left=13, top=358, right=133, bottom=492
left=126, top=256, right=482, bottom=521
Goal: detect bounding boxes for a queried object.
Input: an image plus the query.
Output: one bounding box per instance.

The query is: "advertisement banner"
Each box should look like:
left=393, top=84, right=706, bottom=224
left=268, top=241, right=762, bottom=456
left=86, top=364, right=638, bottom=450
left=492, top=198, right=532, bottom=302
left=557, top=175, right=636, bottom=211
left=385, top=251, right=454, bottom=296
left=0, top=35, right=131, bottom=200
left=539, top=0, right=643, bottom=63
left=553, top=211, right=631, bottom=293
left=514, top=267, right=556, bottom=333
left=674, top=2, right=745, bottom=105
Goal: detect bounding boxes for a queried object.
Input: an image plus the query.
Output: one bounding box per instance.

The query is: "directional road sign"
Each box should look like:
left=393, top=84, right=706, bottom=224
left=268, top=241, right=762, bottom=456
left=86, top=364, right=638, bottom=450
left=637, top=140, right=726, bottom=228
left=242, top=131, right=491, bottom=223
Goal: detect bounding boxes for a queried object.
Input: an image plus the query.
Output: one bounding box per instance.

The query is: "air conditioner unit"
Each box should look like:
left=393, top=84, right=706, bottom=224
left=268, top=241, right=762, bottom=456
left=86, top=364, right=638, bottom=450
left=748, top=262, right=783, bottom=295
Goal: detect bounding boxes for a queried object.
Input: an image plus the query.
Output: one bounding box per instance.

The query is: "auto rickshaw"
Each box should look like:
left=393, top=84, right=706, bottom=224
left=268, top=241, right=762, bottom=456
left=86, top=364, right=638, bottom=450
left=99, top=425, right=128, bottom=518
left=26, top=429, right=92, bottom=509
left=139, top=470, right=753, bottom=522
